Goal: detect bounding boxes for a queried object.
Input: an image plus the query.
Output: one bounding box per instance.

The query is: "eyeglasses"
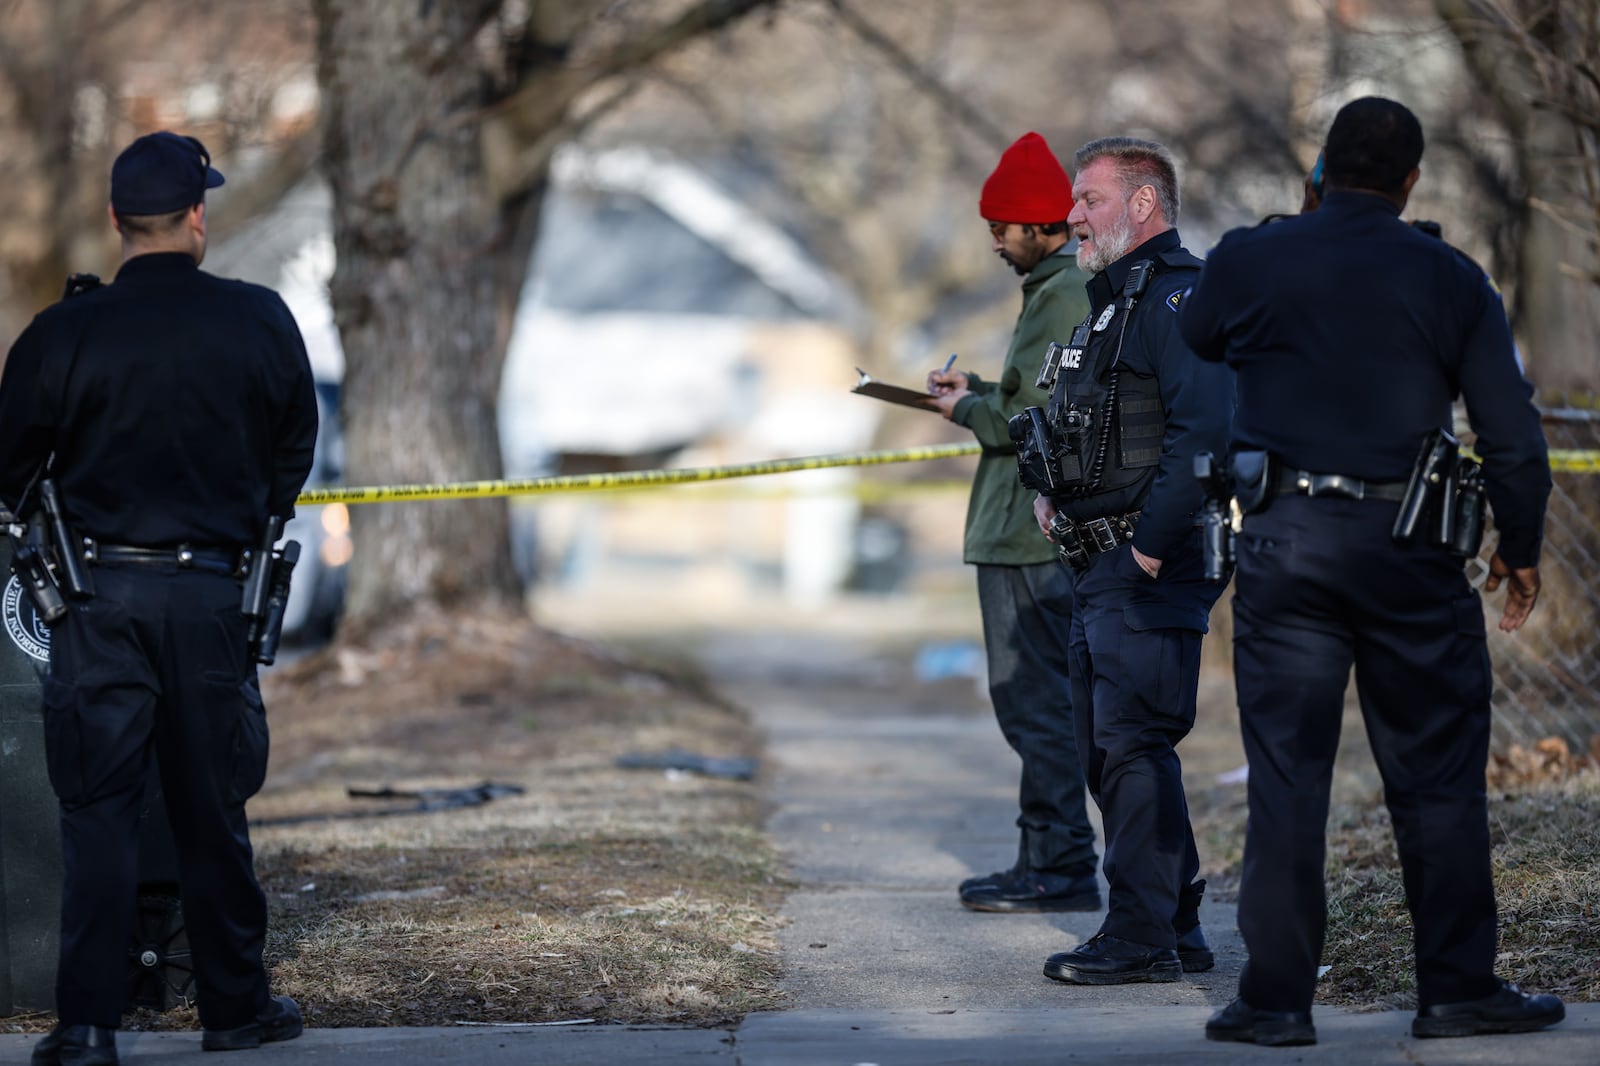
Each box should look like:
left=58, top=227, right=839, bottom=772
left=986, top=220, right=1012, bottom=239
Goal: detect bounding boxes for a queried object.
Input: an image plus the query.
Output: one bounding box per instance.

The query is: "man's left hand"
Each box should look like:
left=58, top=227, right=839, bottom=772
left=929, top=387, right=971, bottom=421
left=1132, top=546, right=1162, bottom=578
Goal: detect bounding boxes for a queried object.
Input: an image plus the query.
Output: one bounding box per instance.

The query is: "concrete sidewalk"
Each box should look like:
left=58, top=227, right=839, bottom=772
left=4, top=1005, right=1600, bottom=1064
left=3, top=629, right=1595, bottom=1063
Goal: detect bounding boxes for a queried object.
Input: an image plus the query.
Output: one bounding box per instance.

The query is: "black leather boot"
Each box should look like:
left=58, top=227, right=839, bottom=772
left=1205, top=997, right=1316, bottom=1046
left=1412, top=980, right=1564, bottom=1039
left=1043, top=932, right=1181, bottom=984
left=32, top=1024, right=119, bottom=1066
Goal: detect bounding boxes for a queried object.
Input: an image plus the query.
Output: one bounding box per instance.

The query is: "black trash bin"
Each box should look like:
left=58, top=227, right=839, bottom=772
left=0, top=542, right=190, bottom=1016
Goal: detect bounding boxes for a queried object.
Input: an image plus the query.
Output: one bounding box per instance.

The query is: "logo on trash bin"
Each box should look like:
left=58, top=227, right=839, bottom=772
left=2, top=575, right=50, bottom=662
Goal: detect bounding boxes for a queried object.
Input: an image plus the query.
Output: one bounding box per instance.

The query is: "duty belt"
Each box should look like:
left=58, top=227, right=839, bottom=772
left=85, top=540, right=246, bottom=575
left=1067, top=511, right=1141, bottom=554
left=1275, top=469, right=1408, bottom=502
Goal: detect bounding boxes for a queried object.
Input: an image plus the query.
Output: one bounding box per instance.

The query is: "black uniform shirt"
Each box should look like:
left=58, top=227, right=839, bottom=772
left=0, top=252, right=318, bottom=547
left=1179, top=189, right=1551, bottom=567
left=1066, top=230, right=1235, bottom=561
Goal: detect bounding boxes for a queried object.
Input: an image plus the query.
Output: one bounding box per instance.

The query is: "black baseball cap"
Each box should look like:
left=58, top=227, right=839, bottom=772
left=110, top=131, right=225, bottom=216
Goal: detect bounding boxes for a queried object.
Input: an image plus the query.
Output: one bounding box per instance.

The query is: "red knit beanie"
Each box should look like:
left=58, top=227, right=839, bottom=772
left=979, top=131, right=1075, bottom=224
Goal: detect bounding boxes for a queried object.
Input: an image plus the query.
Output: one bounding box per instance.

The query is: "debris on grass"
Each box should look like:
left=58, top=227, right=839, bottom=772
left=93, top=608, right=785, bottom=1034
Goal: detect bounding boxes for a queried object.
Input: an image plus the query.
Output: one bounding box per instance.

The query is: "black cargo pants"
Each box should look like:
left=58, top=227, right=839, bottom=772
left=1231, top=495, right=1500, bottom=1012
left=42, top=561, right=272, bottom=1031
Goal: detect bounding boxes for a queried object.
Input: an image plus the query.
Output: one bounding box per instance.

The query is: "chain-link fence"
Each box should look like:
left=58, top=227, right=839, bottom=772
left=1482, top=398, right=1600, bottom=752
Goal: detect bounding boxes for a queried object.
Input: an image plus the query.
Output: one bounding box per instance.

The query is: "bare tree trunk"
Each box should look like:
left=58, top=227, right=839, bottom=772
left=1436, top=0, right=1600, bottom=392
left=314, top=0, right=779, bottom=631
left=314, top=0, right=528, bottom=628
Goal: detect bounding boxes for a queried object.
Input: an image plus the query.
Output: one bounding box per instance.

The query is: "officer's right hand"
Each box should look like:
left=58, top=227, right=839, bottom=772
left=1484, top=553, right=1540, bottom=632
left=927, top=369, right=970, bottom=395
left=1033, top=495, right=1057, bottom=540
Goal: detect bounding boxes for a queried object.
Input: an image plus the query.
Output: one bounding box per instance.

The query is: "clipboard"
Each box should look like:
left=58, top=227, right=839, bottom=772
left=851, top=368, right=939, bottom=412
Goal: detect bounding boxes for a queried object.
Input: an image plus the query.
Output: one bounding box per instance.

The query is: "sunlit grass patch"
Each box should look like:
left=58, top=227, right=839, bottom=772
left=1318, top=782, right=1600, bottom=1008
left=249, top=831, right=788, bottom=1026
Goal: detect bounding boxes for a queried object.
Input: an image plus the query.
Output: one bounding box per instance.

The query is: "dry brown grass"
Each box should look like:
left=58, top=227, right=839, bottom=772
left=1184, top=678, right=1600, bottom=1010
left=1317, top=776, right=1600, bottom=1009
left=112, top=609, right=788, bottom=1033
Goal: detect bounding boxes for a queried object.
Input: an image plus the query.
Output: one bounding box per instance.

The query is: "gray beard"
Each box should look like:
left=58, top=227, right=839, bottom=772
left=1076, top=208, right=1136, bottom=275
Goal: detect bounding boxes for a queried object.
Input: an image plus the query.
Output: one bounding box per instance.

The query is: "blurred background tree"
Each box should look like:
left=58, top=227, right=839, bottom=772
left=0, top=0, right=315, bottom=336
left=1436, top=0, right=1600, bottom=391
left=312, top=0, right=781, bottom=630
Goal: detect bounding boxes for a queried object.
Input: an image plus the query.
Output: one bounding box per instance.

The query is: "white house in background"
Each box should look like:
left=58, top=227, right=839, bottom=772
left=209, top=147, right=878, bottom=610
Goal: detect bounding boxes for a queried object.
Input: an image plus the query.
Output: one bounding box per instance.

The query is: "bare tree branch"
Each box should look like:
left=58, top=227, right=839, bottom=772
left=825, top=0, right=1009, bottom=153
left=482, top=0, right=781, bottom=203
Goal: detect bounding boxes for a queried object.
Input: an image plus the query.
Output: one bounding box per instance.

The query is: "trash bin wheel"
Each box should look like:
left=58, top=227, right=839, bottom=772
left=126, top=892, right=194, bottom=1011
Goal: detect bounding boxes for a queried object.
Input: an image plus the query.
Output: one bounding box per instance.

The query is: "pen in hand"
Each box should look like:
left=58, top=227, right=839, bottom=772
left=928, top=353, right=960, bottom=397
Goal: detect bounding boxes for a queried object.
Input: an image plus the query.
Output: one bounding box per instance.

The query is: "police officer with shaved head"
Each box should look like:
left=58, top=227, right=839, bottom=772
left=1181, top=97, right=1563, bottom=1047
left=0, top=132, right=316, bottom=1064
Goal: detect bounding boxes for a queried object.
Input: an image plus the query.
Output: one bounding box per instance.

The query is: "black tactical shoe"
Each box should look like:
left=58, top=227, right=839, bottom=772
left=1043, top=932, right=1182, bottom=984
left=1412, top=980, right=1565, bottom=1039
left=958, top=860, right=1024, bottom=896
left=960, top=869, right=1101, bottom=913
left=1176, top=922, right=1215, bottom=972
left=202, top=995, right=304, bottom=1052
left=1205, top=997, right=1316, bottom=1047
left=31, top=1024, right=119, bottom=1066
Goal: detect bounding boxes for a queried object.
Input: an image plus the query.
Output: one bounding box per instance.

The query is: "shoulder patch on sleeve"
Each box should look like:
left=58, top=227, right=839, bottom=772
left=1167, top=288, right=1189, bottom=313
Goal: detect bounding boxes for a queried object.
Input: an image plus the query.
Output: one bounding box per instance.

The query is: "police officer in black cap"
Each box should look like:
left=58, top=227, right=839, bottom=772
left=0, top=131, right=317, bottom=1064
left=1028, top=137, right=1234, bottom=985
left=1180, top=97, right=1562, bottom=1046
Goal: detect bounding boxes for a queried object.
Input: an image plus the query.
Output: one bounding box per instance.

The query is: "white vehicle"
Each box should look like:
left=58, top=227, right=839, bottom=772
left=279, top=382, right=349, bottom=644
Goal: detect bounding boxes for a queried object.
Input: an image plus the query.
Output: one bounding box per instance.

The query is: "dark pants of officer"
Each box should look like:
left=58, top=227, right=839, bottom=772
left=42, top=562, right=272, bottom=1031
left=1067, top=535, right=1218, bottom=947
left=976, top=562, right=1097, bottom=876
left=1232, top=495, right=1500, bottom=1013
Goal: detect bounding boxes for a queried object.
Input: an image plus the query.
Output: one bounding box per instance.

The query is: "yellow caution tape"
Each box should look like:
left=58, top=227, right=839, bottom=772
left=296, top=442, right=982, bottom=506
left=1550, top=449, right=1600, bottom=474
left=559, top=479, right=977, bottom=502
left=296, top=441, right=1600, bottom=507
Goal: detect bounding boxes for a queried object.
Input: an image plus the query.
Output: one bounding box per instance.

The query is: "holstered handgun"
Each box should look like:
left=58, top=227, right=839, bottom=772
left=1194, top=451, right=1234, bottom=583
left=1392, top=428, right=1486, bottom=559
left=1228, top=450, right=1274, bottom=515
left=255, top=541, right=300, bottom=666
left=1009, top=406, right=1069, bottom=494
left=1393, top=429, right=1457, bottom=544
left=3, top=508, right=66, bottom=625
left=243, top=516, right=300, bottom=664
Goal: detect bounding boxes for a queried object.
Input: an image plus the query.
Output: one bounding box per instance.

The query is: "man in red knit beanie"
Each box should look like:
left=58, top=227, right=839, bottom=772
left=926, top=132, right=1101, bottom=913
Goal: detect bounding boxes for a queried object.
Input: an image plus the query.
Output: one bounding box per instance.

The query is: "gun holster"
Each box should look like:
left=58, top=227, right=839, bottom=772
left=4, top=510, right=67, bottom=625
left=1194, top=450, right=1238, bottom=584
left=242, top=516, right=301, bottom=664
left=1009, top=406, right=1065, bottom=494
left=1391, top=428, right=1485, bottom=559
left=1228, top=450, right=1274, bottom=515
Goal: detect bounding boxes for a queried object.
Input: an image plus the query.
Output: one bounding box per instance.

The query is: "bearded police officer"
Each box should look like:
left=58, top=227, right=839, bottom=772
left=0, top=132, right=317, bottom=1064
left=1026, top=137, right=1234, bottom=984
left=1180, top=97, right=1562, bottom=1046
left=926, top=132, right=1100, bottom=913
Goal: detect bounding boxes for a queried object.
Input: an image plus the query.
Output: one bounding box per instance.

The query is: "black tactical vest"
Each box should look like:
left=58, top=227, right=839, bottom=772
left=1037, top=250, right=1202, bottom=505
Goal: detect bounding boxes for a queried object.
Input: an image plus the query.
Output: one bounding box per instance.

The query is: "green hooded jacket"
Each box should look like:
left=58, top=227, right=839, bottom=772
left=951, top=248, right=1091, bottom=565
